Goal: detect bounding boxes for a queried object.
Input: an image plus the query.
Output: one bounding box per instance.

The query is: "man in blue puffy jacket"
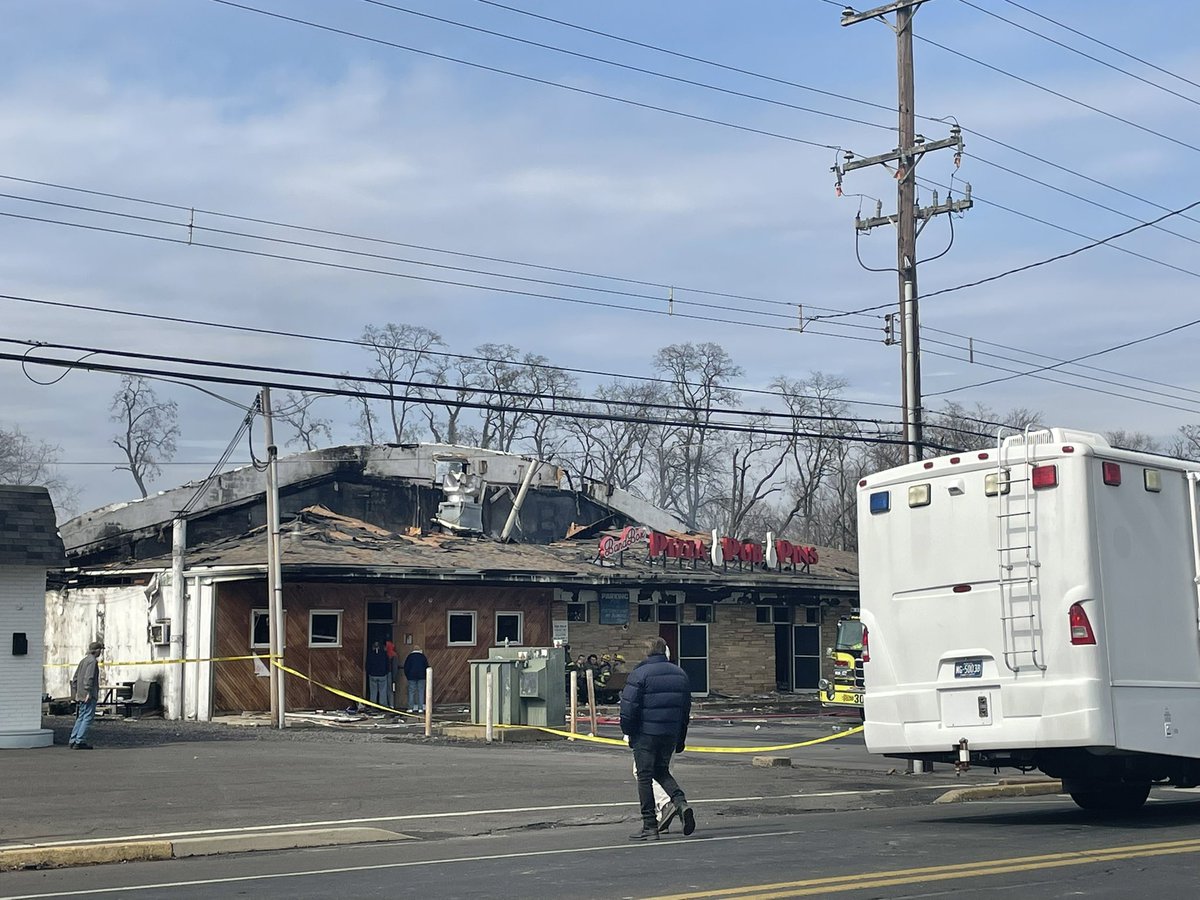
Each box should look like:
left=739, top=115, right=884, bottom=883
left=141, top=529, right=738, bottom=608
left=619, top=636, right=695, bottom=841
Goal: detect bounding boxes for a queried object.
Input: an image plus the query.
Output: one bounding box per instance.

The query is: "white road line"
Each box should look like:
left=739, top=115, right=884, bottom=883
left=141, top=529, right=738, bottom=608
left=0, top=829, right=812, bottom=900
left=2, top=784, right=983, bottom=850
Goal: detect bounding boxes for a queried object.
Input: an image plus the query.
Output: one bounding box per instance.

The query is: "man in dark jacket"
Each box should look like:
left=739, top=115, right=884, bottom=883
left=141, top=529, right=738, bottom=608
left=619, top=636, right=695, bottom=841
left=403, top=647, right=429, bottom=713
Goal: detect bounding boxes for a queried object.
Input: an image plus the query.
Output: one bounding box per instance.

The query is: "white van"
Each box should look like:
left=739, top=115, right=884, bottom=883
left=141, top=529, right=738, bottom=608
left=857, top=428, right=1200, bottom=811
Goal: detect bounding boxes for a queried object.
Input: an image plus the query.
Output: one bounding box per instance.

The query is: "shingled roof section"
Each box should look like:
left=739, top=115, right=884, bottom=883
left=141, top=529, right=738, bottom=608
left=0, top=486, right=67, bottom=567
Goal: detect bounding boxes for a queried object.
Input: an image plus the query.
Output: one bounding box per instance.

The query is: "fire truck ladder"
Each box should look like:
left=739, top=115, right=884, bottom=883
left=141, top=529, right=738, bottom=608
left=996, top=427, right=1048, bottom=673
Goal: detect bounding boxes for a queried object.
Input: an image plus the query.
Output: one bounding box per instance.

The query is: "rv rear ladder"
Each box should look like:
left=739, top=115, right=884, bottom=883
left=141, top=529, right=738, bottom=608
left=995, top=427, right=1048, bottom=674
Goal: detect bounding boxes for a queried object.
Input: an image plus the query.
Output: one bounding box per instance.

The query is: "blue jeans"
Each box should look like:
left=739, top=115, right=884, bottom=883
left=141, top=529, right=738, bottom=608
left=368, top=676, right=390, bottom=708
left=70, top=699, right=97, bottom=745
left=407, top=679, right=426, bottom=711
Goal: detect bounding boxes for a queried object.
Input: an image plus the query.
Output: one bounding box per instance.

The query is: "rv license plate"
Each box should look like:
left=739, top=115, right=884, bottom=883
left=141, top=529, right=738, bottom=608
left=954, top=659, right=984, bottom=678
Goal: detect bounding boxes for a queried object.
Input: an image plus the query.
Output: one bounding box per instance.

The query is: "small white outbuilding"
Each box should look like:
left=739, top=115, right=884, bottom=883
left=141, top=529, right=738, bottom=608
left=0, top=485, right=65, bottom=749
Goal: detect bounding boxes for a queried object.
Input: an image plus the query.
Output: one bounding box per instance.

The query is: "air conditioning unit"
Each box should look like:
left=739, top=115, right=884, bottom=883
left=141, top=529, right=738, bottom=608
left=150, top=621, right=171, bottom=646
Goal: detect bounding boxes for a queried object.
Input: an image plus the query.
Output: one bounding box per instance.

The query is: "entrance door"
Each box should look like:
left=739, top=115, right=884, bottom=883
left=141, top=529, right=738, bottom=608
left=366, top=601, right=395, bottom=703
left=658, top=623, right=678, bottom=663
left=678, top=624, right=709, bottom=696
left=774, top=625, right=792, bottom=691
left=792, top=622, right=820, bottom=689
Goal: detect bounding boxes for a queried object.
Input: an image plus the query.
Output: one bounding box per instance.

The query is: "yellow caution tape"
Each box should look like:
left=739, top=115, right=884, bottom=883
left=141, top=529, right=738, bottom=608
left=273, top=660, right=426, bottom=720
left=526, top=723, right=864, bottom=753
left=51, top=652, right=865, bottom=752
left=45, top=654, right=280, bottom=668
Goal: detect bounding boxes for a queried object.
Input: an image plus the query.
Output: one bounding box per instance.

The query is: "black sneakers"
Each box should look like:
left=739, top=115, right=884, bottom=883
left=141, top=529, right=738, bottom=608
left=679, top=803, right=696, bottom=835
left=71, top=742, right=94, bottom=750
left=657, top=806, right=678, bottom=833
left=629, top=826, right=660, bottom=842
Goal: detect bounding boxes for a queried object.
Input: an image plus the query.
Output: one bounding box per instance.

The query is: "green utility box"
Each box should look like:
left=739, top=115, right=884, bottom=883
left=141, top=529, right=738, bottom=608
left=469, top=646, right=566, bottom=727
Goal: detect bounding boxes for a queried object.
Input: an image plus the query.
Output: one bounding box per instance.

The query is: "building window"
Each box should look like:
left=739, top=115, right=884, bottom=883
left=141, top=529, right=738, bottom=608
left=448, top=611, right=477, bottom=646
left=756, top=605, right=791, bottom=624
left=309, top=610, right=343, bottom=648
left=251, top=609, right=270, bottom=648
left=657, top=603, right=678, bottom=623
left=804, top=607, right=820, bottom=624
left=694, top=604, right=714, bottom=623
left=496, top=611, right=524, bottom=645
left=250, top=609, right=287, bottom=649
left=638, top=604, right=656, bottom=622
left=566, top=602, right=588, bottom=623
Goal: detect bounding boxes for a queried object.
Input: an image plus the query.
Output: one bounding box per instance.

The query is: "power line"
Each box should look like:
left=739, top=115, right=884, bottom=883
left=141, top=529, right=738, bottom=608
left=0, top=173, right=852, bottom=317
left=914, top=32, right=1200, bottom=157
left=3, top=190, right=881, bottom=331
left=919, top=197, right=1200, bottom=301
left=3, top=337, right=905, bottom=432
left=3, top=207, right=870, bottom=338
left=460, top=2, right=1200, bottom=253
left=924, top=325, right=1200, bottom=403
left=955, top=0, right=1200, bottom=109
left=206, top=0, right=844, bottom=152
left=357, top=0, right=893, bottom=133
left=998, top=0, right=1200, bottom=94
left=2, top=346, right=947, bottom=447
left=922, top=347, right=1200, bottom=417
left=811, top=195, right=1200, bottom=320
left=0, top=288, right=897, bottom=413
left=928, top=311, right=1200, bottom=399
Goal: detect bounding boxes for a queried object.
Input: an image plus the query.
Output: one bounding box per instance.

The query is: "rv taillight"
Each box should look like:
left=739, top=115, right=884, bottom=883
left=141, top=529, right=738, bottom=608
left=1069, top=603, right=1096, bottom=645
left=1102, top=461, right=1121, bottom=486
left=1032, top=464, right=1058, bottom=489
left=861, top=626, right=870, bottom=663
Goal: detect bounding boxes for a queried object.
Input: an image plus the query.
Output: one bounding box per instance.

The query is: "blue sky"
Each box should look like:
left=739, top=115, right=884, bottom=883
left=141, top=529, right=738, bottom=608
left=3, top=0, right=1200, bottom=513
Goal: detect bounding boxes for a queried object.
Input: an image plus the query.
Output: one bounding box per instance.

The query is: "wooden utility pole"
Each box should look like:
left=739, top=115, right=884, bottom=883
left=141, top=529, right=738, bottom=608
left=836, top=0, right=971, bottom=462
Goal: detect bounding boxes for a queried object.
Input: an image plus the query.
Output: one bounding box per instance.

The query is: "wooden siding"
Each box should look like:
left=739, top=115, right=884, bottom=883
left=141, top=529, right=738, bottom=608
left=214, top=581, right=552, bottom=713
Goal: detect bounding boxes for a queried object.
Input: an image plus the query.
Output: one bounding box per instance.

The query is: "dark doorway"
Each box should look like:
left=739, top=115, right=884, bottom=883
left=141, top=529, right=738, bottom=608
left=774, top=625, right=791, bottom=691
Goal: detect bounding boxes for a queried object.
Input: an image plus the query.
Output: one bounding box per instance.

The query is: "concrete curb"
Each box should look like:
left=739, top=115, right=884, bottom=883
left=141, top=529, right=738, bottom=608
left=933, top=780, right=1063, bottom=804
left=0, top=841, right=173, bottom=871
left=0, top=827, right=411, bottom=871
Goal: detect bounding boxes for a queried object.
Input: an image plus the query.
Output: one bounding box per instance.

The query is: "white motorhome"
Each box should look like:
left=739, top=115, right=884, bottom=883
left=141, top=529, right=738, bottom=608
left=857, top=428, right=1200, bottom=811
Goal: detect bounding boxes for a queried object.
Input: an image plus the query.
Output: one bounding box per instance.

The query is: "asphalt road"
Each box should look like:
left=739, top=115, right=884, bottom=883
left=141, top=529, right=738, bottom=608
left=6, top=790, right=1200, bottom=899
left=6, top=715, right=1200, bottom=898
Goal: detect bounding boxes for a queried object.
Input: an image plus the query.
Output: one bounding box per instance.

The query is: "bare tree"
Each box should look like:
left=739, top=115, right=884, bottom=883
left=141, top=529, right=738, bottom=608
left=1104, top=429, right=1160, bottom=453
left=422, top=354, right=482, bottom=446
left=649, top=342, right=743, bottom=529
left=924, top=402, right=1041, bottom=452
left=358, top=323, right=445, bottom=443
left=275, top=391, right=333, bottom=450
left=0, top=422, right=77, bottom=512
left=1166, top=425, right=1200, bottom=461
left=562, top=380, right=660, bottom=489
left=772, top=372, right=854, bottom=539
left=520, top=354, right=578, bottom=461
left=110, top=375, right=179, bottom=498
left=476, top=343, right=534, bottom=452
left=712, top=411, right=787, bottom=535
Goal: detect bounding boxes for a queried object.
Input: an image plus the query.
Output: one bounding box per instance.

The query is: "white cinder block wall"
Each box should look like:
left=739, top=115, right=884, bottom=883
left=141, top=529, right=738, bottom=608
left=0, top=565, right=54, bottom=747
